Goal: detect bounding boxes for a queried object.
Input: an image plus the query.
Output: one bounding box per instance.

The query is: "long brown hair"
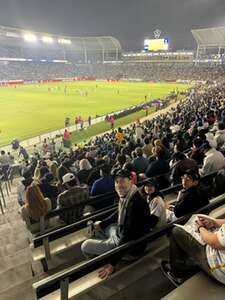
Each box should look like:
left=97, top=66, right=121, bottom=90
left=25, top=185, right=48, bottom=221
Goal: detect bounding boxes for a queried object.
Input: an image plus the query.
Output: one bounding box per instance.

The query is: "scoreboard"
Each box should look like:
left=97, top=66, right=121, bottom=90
left=144, top=38, right=169, bottom=52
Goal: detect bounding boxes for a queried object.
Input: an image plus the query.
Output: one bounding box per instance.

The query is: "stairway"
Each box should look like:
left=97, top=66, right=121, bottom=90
left=0, top=179, right=38, bottom=300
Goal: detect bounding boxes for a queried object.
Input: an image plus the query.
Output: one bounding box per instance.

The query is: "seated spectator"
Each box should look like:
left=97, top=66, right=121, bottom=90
left=132, top=147, right=149, bottom=174
left=146, top=146, right=170, bottom=178
left=140, top=179, right=166, bottom=228
left=81, top=170, right=151, bottom=276
left=57, top=173, right=89, bottom=224
left=142, top=137, right=153, bottom=157
left=215, top=122, right=225, bottom=149
left=17, top=170, right=33, bottom=206
left=167, top=170, right=209, bottom=220
left=111, top=154, right=127, bottom=175
left=33, top=165, right=49, bottom=184
left=170, top=152, right=198, bottom=185
left=87, top=159, right=105, bottom=187
left=123, top=162, right=137, bottom=184
left=91, top=164, right=114, bottom=197
left=20, top=185, right=51, bottom=233
left=189, top=138, right=205, bottom=165
left=154, top=139, right=170, bottom=160
left=199, top=141, right=225, bottom=177
left=39, top=172, right=59, bottom=209
left=77, top=159, right=93, bottom=184
left=49, top=161, right=58, bottom=182
left=161, top=215, right=225, bottom=286
left=57, top=158, right=73, bottom=184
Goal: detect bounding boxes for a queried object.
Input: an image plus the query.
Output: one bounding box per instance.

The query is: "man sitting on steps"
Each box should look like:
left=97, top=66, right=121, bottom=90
left=81, top=169, right=151, bottom=279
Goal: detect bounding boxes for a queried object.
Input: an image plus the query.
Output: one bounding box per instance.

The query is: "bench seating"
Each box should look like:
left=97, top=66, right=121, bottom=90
left=161, top=272, right=225, bottom=300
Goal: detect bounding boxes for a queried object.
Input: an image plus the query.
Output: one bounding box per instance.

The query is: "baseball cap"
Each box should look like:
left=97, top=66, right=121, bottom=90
left=182, top=169, right=200, bottom=181
left=144, top=178, right=158, bottom=187
left=114, top=169, right=132, bottom=180
left=62, top=173, right=75, bottom=184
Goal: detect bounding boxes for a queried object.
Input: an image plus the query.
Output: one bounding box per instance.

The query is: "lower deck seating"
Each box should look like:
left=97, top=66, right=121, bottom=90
left=161, top=272, right=225, bottom=300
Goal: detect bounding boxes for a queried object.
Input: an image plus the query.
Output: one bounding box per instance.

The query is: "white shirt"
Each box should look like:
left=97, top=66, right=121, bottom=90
left=149, top=196, right=167, bottom=228
left=206, top=224, right=225, bottom=284
left=199, top=148, right=225, bottom=177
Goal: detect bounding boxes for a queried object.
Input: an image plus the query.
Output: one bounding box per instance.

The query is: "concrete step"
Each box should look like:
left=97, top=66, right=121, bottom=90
left=34, top=237, right=170, bottom=300
left=0, top=262, right=32, bottom=294
left=0, top=248, right=31, bottom=274
left=0, top=278, right=36, bottom=300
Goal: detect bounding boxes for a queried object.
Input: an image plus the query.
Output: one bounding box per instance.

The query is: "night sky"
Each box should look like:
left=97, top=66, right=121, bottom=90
left=0, top=0, right=225, bottom=50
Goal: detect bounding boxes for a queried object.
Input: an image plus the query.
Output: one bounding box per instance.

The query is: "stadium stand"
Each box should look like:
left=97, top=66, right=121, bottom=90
left=0, top=61, right=225, bottom=81
left=2, top=24, right=225, bottom=300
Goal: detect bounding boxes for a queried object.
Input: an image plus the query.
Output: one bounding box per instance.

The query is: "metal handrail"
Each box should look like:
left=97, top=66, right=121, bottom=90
left=33, top=192, right=225, bottom=299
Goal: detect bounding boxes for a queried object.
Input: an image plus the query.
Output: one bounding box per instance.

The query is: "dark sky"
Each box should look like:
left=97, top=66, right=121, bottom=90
left=0, top=0, right=225, bottom=51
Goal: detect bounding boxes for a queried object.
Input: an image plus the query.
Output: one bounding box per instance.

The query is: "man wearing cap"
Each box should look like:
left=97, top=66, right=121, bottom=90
left=167, top=169, right=209, bottom=220
left=199, top=141, right=225, bottom=177
left=57, top=173, right=89, bottom=224
left=81, top=169, right=151, bottom=278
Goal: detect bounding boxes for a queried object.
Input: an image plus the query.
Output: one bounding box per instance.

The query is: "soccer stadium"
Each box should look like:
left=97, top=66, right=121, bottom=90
left=1, top=1, right=225, bottom=300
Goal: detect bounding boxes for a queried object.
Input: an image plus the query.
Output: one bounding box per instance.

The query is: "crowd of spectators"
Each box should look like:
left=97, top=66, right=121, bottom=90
left=0, top=61, right=225, bottom=82
left=0, top=79, right=223, bottom=232
left=1, top=71, right=225, bottom=285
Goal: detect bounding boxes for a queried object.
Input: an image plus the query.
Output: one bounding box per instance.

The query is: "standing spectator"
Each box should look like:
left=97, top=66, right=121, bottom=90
left=19, top=146, right=29, bottom=161
left=88, top=116, right=92, bottom=127
left=42, top=138, right=49, bottom=155
left=110, top=116, right=115, bottom=129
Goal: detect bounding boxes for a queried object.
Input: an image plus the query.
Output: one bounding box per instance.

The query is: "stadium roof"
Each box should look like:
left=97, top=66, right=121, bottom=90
left=191, top=26, right=225, bottom=49
left=0, top=25, right=121, bottom=52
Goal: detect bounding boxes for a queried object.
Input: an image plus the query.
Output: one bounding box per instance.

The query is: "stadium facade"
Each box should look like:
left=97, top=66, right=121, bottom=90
left=0, top=25, right=121, bottom=63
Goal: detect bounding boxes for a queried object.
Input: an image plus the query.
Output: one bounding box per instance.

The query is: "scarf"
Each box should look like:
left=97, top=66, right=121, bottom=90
left=118, top=184, right=138, bottom=227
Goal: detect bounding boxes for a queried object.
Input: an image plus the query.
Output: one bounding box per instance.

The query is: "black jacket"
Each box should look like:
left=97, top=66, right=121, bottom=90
left=100, top=190, right=150, bottom=245
left=174, top=185, right=209, bottom=218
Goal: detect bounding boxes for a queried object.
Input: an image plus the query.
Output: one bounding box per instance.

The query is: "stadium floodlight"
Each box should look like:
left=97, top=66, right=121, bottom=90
left=23, top=33, right=37, bottom=42
left=58, top=38, right=72, bottom=45
left=42, top=36, right=54, bottom=44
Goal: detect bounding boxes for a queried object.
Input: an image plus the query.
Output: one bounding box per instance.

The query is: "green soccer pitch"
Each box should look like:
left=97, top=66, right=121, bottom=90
left=0, top=81, right=191, bottom=146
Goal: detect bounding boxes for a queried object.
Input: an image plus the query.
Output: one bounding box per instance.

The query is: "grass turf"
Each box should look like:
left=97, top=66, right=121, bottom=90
left=0, top=81, right=190, bottom=146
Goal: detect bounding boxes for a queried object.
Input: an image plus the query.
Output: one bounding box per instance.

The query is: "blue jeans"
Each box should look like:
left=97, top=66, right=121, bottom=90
left=81, top=223, right=120, bottom=258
